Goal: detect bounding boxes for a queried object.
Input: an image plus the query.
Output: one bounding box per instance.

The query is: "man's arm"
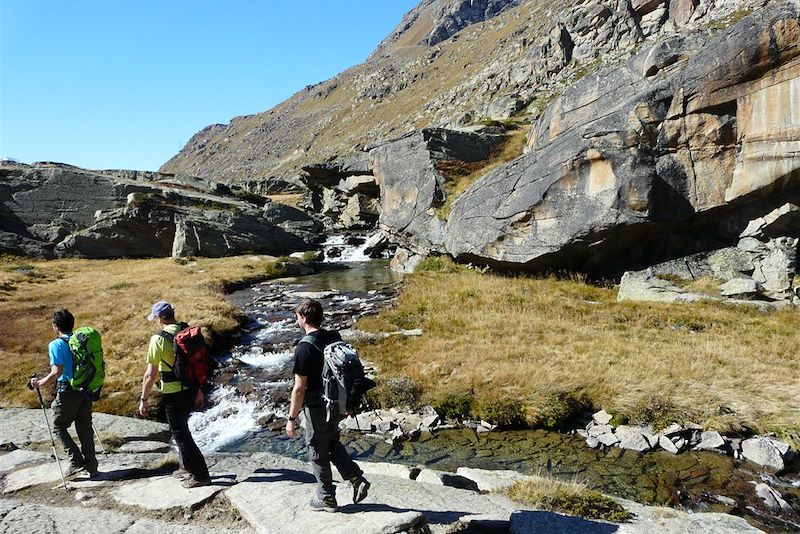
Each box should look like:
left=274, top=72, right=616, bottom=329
left=286, top=373, right=307, bottom=437
left=139, top=363, right=158, bottom=417
left=31, top=364, right=63, bottom=389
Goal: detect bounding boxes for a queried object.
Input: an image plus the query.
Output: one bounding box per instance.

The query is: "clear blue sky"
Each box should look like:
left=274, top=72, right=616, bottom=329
left=1, top=1, right=418, bottom=171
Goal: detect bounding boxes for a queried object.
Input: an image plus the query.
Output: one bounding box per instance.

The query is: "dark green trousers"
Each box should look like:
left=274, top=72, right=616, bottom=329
left=51, top=386, right=97, bottom=472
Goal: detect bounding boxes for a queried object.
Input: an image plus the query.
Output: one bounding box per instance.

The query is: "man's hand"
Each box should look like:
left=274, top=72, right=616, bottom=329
left=194, top=389, right=204, bottom=410
left=138, top=398, right=148, bottom=417
left=286, top=419, right=298, bottom=438
left=30, top=377, right=40, bottom=389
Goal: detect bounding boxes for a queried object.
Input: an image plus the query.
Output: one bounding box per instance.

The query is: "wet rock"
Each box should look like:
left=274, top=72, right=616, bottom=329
left=752, top=482, right=793, bottom=513
left=585, top=437, right=600, bottom=449
left=741, top=437, right=793, bottom=473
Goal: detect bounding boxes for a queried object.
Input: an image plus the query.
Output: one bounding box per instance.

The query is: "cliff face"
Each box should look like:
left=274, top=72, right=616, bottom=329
left=161, top=0, right=771, bottom=185
left=0, top=163, right=322, bottom=259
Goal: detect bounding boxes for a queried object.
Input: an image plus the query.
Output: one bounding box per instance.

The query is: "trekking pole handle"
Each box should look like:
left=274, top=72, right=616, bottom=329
left=26, top=373, right=37, bottom=390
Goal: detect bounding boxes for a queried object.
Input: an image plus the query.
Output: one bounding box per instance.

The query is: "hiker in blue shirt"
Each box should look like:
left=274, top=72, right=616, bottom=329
left=31, top=308, right=99, bottom=478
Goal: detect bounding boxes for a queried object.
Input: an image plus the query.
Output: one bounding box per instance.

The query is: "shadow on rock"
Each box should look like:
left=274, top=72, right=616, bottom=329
left=243, top=467, right=316, bottom=484
left=510, top=510, right=619, bottom=533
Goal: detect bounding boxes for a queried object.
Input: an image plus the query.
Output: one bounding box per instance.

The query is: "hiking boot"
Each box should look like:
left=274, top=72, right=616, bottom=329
left=182, top=477, right=212, bottom=488
left=309, top=497, right=338, bottom=512
left=87, top=470, right=103, bottom=481
left=64, top=464, right=85, bottom=478
left=171, top=468, right=191, bottom=480
left=351, top=476, right=370, bottom=504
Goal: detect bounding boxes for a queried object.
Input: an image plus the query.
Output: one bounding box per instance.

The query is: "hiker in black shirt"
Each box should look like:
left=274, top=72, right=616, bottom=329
left=286, top=298, right=370, bottom=512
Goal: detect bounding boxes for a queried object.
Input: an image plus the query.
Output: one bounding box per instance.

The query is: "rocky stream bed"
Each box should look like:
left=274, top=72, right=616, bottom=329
left=175, top=253, right=800, bottom=533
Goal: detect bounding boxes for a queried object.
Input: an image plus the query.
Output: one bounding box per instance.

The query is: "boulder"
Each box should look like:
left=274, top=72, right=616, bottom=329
left=659, top=435, right=680, bottom=454
left=0, top=163, right=323, bottom=259
left=752, top=482, right=794, bottom=513
left=370, top=128, right=505, bottom=259
left=111, top=475, right=224, bottom=510
left=695, top=431, right=726, bottom=451
left=741, top=437, right=793, bottom=472
left=615, top=425, right=652, bottom=452
left=718, top=278, right=761, bottom=298
left=444, top=4, right=800, bottom=277
left=592, top=409, right=613, bottom=425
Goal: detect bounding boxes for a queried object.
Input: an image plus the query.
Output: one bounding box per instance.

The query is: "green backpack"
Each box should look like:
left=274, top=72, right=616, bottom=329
left=68, top=327, right=105, bottom=400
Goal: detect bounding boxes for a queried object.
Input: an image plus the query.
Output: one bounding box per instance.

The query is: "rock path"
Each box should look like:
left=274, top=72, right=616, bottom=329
left=0, top=409, right=765, bottom=533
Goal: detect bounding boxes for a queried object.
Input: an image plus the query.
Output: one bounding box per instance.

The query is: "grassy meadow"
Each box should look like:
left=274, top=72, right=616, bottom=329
left=357, top=258, right=800, bottom=445
left=0, top=255, right=285, bottom=416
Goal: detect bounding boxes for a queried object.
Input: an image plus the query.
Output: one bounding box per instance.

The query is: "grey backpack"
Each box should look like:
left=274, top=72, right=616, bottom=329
left=300, top=336, right=376, bottom=422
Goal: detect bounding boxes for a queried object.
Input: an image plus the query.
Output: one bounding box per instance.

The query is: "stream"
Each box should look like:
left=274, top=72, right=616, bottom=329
left=187, top=237, right=800, bottom=533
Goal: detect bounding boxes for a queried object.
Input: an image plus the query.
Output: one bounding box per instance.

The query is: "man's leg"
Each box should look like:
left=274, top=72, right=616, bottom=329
left=51, top=388, right=84, bottom=469
left=164, top=390, right=209, bottom=481
left=74, top=397, right=97, bottom=473
left=327, top=422, right=362, bottom=482
left=303, top=404, right=335, bottom=502
left=327, top=416, right=369, bottom=503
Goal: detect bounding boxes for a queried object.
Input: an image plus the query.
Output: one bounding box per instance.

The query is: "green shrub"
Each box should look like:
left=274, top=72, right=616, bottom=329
left=415, top=256, right=467, bottom=273
left=628, top=395, right=686, bottom=431
left=536, top=390, right=592, bottom=430
left=476, top=394, right=526, bottom=427
left=369, top=376, right=423, bottom=410
left=435, top=390, right=474, bottom=420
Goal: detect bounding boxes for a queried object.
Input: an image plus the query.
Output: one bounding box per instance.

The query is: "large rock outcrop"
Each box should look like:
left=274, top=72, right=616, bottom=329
left=0, top=163, right=322, bottom=259
left=443, top=2, right=800, bottom=276
left=161, top=0, right=764, bottom=185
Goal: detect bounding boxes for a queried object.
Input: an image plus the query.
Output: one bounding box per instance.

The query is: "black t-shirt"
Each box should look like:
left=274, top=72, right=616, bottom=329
left=292, top=329, right=342, bottom=393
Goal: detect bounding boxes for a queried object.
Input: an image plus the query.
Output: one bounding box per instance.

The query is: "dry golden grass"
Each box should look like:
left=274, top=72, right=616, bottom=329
left=356, top=260, right=800, bottom=443
left=504, top=476, right=630, bottom=522
left=267, top=193, right=304, bottom=208
left=436, top=124, right=531, bottom=219
left=0, top=255, right=284, bottom=416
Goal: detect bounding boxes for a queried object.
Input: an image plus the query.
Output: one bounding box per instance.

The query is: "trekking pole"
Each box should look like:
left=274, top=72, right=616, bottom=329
left=27, top=374, right=68, bottom=492
left=92, top=423, right=107, bottom=456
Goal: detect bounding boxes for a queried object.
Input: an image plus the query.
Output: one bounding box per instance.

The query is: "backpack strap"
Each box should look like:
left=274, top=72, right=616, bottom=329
left=298, top=334, right=324, bottom=353
left=156, top=322, right=188, bottom=378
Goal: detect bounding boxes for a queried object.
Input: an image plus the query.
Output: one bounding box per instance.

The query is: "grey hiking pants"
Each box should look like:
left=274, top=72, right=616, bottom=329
left=51, top=386, right=97, bottom=471
left=303, top=398, right=362, bottom=501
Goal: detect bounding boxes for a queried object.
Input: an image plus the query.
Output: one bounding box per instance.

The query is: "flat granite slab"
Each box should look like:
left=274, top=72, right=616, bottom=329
left=0, top=408, right=169, bottom=448
left=3, top=462, right=66, bottom=493
left=225, top=468, right=518, bottom=534
left=509, top=501, right=763, bottom=533
left=0, top=449, right=50, bottom=475
left=116, top=440, right=171, bottom=453
left=0, top=499, right=252, bottom=534
left=111, top=475, right=225, bottom=510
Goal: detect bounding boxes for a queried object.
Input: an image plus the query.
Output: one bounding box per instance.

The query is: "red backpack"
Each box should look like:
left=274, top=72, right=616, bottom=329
left=159, top=323, right=209, bottom=386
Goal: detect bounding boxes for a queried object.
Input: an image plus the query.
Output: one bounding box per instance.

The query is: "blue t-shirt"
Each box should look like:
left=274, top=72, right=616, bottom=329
left=48, top=334, right=73, bottom=383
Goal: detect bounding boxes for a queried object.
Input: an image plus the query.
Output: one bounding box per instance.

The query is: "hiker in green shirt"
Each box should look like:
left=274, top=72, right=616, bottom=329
left=138, top=300, right=211, bottom=488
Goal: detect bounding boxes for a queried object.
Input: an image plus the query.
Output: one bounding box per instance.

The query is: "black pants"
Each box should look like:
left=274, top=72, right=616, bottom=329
left=51, top=386, right=97, bottom=471
left=303, top=399, right=362, bottom=500
left=163, top=388, right=209, bottom=481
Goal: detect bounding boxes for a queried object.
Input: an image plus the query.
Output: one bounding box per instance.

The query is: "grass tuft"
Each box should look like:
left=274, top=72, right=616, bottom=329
left=504, top=477, right=631, bottom=523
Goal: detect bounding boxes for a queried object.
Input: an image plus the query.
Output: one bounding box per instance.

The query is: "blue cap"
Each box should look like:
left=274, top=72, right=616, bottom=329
left=147, top=301, right=174, bottom=321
